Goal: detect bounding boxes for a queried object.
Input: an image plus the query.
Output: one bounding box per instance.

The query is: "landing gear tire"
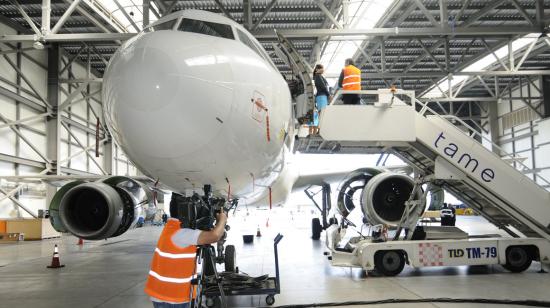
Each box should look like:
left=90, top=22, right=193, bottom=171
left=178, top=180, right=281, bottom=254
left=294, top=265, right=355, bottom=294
left=224, top=244, right=236, bottom=272
left=266, top=295, right=275, bottom=306
left=312, top=218, right=322, bottom=240
left=503, top=246, right=532, bottom=273
left=204, top=297, right=221, bottom=308
left=375, top=250, right=405, bottom=276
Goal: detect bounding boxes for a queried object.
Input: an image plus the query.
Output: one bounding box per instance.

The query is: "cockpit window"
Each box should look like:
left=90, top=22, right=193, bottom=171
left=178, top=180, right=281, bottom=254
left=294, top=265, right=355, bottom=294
left=178, top=19, right=234, bottom=40
left=236, top=29, right=276, bottom=69
left=144, top=19, right=177, bottom=32
left=236, top=29, right=265, bottom=58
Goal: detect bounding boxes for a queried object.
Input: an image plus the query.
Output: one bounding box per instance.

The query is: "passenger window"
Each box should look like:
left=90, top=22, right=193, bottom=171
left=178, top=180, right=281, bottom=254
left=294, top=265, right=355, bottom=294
left=145, top=19, right=177, bottom=32
left=178, top=19, right=234, bottom=39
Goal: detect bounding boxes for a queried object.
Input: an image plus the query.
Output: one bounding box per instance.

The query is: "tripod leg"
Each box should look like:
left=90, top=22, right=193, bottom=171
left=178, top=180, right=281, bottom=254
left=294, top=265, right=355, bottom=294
left=208, top=246, right=227, bottom=308
left=191, top=247, right=205, bottom=308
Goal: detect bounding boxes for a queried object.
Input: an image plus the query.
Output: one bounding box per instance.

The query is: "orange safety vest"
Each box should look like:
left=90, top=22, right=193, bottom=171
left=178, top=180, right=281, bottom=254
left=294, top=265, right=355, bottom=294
left=144, top=218, right=197, bottom=303
left=342, top=65, right=362, bottom=91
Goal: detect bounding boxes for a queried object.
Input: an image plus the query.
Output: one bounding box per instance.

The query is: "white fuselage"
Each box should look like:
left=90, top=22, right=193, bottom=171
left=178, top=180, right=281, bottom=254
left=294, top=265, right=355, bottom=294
left=103, top=10, right=293, bottom=203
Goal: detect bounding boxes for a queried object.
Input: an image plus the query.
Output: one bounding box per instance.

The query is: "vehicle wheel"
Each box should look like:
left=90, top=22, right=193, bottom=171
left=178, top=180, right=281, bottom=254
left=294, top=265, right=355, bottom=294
left=503, top=246, right=532, bottom=273
left=375, top=250, right=405, bottom=276
left=312, top=218, right=322, bottom=240
left=224, top=245, right=236, bottom=272
left=266, top=295, right=275, bottom=306
left=205, top=297, right=215, bottom=308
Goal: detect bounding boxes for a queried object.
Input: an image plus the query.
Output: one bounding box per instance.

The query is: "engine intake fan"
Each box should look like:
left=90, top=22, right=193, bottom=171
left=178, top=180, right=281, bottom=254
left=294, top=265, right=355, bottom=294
left=361, top=173, right=424, bottom=226
left=49, top=176, right=152, bottom=240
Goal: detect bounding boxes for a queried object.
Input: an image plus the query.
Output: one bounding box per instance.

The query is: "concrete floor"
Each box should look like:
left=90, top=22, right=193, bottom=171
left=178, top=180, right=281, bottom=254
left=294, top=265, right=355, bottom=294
left=1, top=212, right=549, bottom=308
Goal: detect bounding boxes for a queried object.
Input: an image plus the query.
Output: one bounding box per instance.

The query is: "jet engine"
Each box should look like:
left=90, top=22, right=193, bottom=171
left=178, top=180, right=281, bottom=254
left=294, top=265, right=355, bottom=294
left=361, top=172, right=424, bottom=226
left=336, top=169, right=424, bottom=226
left=49, top=176, right=153, bottom=240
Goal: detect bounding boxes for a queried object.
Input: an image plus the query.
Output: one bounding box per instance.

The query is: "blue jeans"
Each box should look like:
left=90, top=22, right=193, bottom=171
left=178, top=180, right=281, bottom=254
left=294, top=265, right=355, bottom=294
left=153, top=302, right=189, bottom=308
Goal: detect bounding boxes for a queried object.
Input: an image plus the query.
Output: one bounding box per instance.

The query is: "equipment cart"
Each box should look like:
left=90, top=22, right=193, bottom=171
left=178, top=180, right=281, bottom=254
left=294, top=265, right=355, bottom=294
left=203, top=233, right=283, bottom=307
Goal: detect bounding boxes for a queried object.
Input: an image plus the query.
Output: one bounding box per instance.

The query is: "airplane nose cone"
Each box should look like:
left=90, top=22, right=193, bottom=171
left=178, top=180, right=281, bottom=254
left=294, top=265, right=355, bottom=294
left=110, top=41, right=179, bottom=112
left=103, top=32, right=234, bottom=159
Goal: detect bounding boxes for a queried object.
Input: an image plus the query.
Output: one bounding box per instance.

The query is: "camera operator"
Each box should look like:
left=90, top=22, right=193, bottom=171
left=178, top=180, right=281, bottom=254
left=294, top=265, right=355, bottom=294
left=145, top=200, right=227, bottom=308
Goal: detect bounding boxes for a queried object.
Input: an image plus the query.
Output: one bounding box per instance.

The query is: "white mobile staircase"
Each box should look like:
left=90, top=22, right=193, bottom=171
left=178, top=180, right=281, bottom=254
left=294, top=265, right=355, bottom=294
left=298, top=89, right=550, bottom=240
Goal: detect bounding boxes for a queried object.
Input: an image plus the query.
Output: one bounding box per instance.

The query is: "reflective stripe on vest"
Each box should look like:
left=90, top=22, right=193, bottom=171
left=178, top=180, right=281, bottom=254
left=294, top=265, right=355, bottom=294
left=144, top=219, right=198, bottom=303
left=342, top=65, right=361, bottom=91
left=149, top=270, right=194, bottom=284
left=155, top=248, right=196, bottom=259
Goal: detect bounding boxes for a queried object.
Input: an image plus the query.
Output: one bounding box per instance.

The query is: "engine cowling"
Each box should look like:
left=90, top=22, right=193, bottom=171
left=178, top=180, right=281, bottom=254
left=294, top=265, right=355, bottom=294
left=49, top=177, right=152, bottom=240
left=361, top=172, right=424, bottom=226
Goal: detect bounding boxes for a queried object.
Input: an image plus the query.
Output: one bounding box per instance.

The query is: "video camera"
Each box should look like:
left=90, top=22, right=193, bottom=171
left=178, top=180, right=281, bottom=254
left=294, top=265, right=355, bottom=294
left=170, top=185, right=231, bottom=231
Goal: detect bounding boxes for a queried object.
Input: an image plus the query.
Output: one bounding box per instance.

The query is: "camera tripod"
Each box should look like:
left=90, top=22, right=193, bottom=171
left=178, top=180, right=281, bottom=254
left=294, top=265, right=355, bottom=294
left=190, top=244, right=227, bottom=308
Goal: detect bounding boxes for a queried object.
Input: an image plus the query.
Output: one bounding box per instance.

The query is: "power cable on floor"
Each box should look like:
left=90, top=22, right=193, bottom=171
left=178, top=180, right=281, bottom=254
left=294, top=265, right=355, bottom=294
left=261, top=297, right=550, bottom=308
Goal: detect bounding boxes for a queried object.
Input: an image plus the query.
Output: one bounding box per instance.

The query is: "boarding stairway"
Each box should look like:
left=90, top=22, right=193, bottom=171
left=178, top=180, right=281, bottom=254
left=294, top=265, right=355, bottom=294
left=295, top=89, right=550, bottom=240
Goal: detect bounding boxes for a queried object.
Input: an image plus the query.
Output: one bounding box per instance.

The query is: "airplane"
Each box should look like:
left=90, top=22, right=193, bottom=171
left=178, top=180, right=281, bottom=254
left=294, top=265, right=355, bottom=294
left=32, top=10, right=424, bottom=241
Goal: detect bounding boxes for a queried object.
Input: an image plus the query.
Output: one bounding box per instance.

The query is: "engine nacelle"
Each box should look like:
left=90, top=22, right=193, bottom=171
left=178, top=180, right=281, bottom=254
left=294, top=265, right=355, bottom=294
left=361, top=173, right=424, bottom=226
left=49, top=177, right=152, bottom=240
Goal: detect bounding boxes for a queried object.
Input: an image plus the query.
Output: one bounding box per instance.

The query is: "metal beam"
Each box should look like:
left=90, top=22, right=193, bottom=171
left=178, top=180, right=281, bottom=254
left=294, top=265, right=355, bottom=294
left=0, top=84, right=46, bottom=112
left=0, top=113, right=50, bottom=163
left=113, top=0, right=140, bottom=32
left=143, top=0, right=150, bottom=28
left=164, top=0, right=178, bottom=15
left=509, top=0, right=536, bottom=26
left=0, top=26, right=543, bottom=42
left=476, top=75, right=496, bottom=97
left=8, top=0, right=41, bottom=35
left=535, top=0, right=544, bottom=30
left=59, top=78, right=102, bottom=83
left=515, top=37, right=539, bottom=71
left=0, top=46, right=36, bottom=55
left=326, top=70, right=550, bottom=78
left=41, top=0, right=51, bottom=34
left=461, top=0, right=507, bottom=27
left=316, top=0, right=343, bottom=29
left=46, top=44, right=60, bottom=204
left=0, top=153, right=47, bottom=169
left=0, top=112, right=50, bottom=130
left=252, top=0, right=279, bottom=31
left=59, top=45, right=86, bottom=75
left=481, top=38, right=509, bottom=70
left=2, top=52, right=50, bottom=108
left=455, top=0, right=471, bottom=23
left=243, top=0, right=252, bottom=30
left=0, top=187, right=37, bottom=218
left=439, top=0, right=448, bottom=27
left=417, top=39, right=446, bottom=72
left=0, top=33, right=135, bottom=43
left=58, top=82, right=89, bottom=110
left=51, top=0, right=82, bottom=34
left=213, top=0, right=234, bottom=21
left=413, top=0, right=439, bottom=27
left=252, top=26, right=541, bottom=38
left=60, top=121, right=106, bottom=174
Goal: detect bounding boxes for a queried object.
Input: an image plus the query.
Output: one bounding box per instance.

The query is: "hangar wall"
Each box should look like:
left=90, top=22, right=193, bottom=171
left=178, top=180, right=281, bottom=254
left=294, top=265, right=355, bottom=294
left=496, top=78, right=550, bottom=188
left=0, top=22, right=138, bottom=219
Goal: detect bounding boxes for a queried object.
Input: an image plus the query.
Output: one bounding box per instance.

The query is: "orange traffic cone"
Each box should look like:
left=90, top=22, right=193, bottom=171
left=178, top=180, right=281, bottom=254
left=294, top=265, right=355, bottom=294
left=77, top=238, right=83, bottom=245
left=47, top=244, right=65, bottom=269
left=256, top=226, right=262, bottom=237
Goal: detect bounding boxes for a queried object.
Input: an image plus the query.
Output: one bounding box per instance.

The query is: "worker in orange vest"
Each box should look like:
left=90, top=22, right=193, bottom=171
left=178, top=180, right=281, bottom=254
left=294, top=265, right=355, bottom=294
left=145, top=199, right=227, bottom=308
left=337, top=58, right=362, bottom=105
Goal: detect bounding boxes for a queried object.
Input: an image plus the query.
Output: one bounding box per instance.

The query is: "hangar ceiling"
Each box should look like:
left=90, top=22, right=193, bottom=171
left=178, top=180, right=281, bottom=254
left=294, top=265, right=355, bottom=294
left=0, top=0, right=549, bottom=123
